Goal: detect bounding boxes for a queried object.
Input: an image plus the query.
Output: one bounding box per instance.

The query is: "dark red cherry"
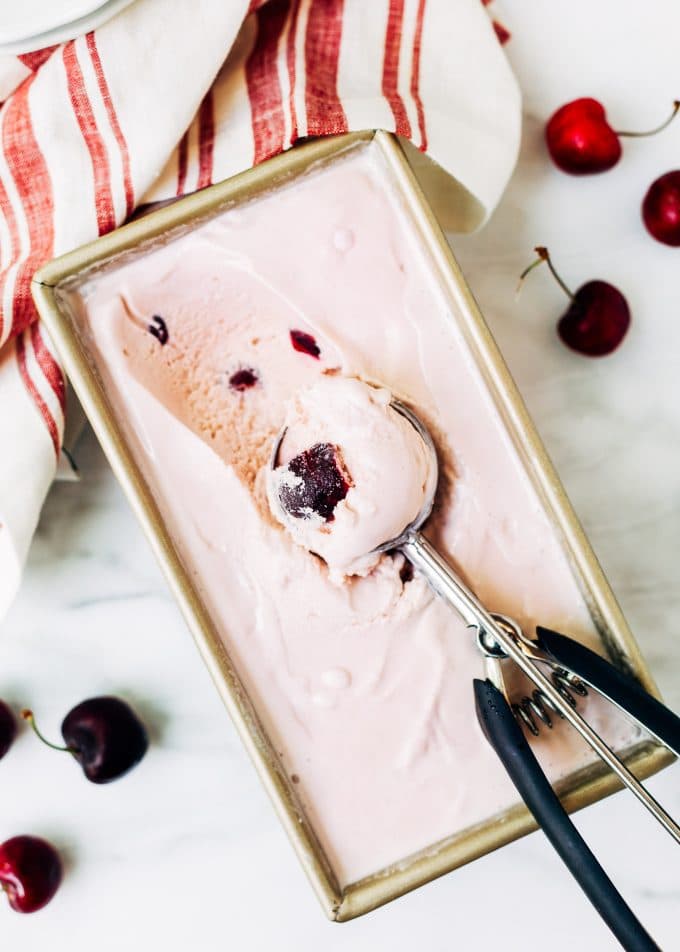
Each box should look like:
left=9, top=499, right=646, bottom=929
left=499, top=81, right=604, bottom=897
left=642, top=171, right=680, bottom=246
left=0, top=836, right=62, bottom=913
left=0, top=701, right=16, bottom=760
left=491, top=20, right=510, bottom=45
left=277, top=442, right=352, bottom=522
left=61, top=697, right=148, bottom=783
left=520, top=247, right=630, bottom=357
left=546, top=98, right=679, bottom=175
left=290, top=329, right=320, bottom=358
left=557, top=281, right=630, bottom=357
left=547, top=99, right=621, bottom=174
left=23, top=696, right=148, bottom=784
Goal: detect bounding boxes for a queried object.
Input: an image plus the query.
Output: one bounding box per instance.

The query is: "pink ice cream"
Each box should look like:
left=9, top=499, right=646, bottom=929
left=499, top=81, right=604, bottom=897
left=64, top=141, right=641, bottom=885
left=268, top=378, right=433, bottom=580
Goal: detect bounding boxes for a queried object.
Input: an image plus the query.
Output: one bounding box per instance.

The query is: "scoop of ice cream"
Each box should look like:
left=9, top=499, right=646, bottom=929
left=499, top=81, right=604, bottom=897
left=267, top=377, right=433, bottom=578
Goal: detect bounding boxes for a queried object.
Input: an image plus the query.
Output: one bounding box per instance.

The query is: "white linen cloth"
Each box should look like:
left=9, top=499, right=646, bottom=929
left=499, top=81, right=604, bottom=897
left=0, top=0, right=519, bottom=617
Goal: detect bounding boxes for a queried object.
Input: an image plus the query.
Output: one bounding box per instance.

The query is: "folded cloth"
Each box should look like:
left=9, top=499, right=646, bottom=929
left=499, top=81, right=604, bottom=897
left=0, top=0, right=520, bottom=619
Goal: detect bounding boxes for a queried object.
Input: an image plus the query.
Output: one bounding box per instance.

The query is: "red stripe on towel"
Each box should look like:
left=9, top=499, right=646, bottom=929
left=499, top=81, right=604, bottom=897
left=16, top=331, right=60, bottom=456
left=492, top=20, right=511, bottom=44
left=0, top=177, right=20, bottom=341
left=197, top=89, right=215, bottom=189
left=86, top=32, right=135, bottom=218
left=63, top=40, right=115, bottom=235
left=285, top=0, right=301, bottom=144
left=0, top=75, right=61, bottom=446
left=245, top=0, right=290, bottom=164
left=304, top=0, right=347, bottom=136
left=383, top=0, right=411, bottom=138
left=176, top=131, right=189, bottom=196
left=31, top=323, right=65, bottom=413
left=17, top=46, right=58, bottom=72
left=410, top=0, right=427, bottom=151
left=1, top=73, right=55, bottom=338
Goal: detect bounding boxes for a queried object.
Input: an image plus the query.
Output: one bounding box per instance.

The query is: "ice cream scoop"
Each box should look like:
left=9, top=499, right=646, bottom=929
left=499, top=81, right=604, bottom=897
left=267, top=377, right=435, bottom=580
left=268, top=380, right=680, bottom=848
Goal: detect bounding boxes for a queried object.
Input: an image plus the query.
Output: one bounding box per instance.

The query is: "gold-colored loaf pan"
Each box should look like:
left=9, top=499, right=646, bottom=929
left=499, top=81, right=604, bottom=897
left=32, top=131, right=673, bottom=921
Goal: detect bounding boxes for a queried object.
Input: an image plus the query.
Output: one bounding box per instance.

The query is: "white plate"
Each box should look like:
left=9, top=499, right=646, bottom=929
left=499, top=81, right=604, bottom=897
left=0, top=0, right=136, bottom=54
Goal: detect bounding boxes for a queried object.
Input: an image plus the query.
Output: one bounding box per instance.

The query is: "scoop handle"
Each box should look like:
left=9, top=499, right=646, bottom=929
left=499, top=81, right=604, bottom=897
left=402, top=531, right=680, bottom=844
left=474, top=678, right=661, bottom=952
left=537, top=626, right=680, bottom=757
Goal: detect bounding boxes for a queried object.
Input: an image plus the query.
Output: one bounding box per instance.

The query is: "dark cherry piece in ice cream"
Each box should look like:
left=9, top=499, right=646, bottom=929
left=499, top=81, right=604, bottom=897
left=399, top=559, right=414, bottom=584
left=22, top=696, right=148, bottom=784
left=0, top=835, right=62, bottom=913
left=278, top=443, right=351, bottom=522
left=229, top=367, right=259, bottom=391
left=148, top=314, right=169, bottom=345
left=290, top=329, right=320, bottom=358
left=0, top=701, right=16, bottom=760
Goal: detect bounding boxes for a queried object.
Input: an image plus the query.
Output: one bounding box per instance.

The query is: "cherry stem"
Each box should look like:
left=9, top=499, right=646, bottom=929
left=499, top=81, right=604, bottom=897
left=518, top=247, right=574, bottom=300
left=615, top=100, right=680, bottom=138
left=21, top=709, right=75, bottom=756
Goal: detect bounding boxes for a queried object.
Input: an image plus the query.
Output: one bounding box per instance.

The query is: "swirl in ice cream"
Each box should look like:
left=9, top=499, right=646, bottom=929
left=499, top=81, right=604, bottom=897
left=267, top=377, right=433, bottom=579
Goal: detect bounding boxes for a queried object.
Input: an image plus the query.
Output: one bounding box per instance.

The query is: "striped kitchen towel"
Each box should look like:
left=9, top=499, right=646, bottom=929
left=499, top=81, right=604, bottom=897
left=0, top=0, right=520, bottom=618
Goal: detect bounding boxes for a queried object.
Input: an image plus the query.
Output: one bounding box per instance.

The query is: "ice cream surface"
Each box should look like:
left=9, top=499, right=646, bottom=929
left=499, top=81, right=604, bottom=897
left=66, top=141, right=641, bottom=885
left=268, top=377, right=433, bottom=579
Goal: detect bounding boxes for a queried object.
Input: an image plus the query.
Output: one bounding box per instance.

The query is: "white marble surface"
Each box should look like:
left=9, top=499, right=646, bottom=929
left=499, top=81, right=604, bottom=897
left=2, top=2, right=679, bottom=948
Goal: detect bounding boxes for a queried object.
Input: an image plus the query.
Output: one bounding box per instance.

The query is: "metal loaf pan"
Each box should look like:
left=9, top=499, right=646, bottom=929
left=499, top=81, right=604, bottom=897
left=32, top=130, right=673, bottom=921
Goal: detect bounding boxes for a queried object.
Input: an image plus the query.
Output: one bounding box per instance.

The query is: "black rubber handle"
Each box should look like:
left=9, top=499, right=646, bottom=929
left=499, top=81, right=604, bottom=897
left=537, top=627, right=680, bottom=757
left=474, top=678, right=660, bottom=952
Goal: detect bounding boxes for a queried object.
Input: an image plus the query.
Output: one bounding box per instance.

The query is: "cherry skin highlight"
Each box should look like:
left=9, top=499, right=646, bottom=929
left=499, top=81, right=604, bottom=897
left=0, top=701, right=16, bottom=761
left=546, top=98, right=680, bottom=175
left=0, top=836, right=62, bottom=913
left=642, top=171, right=680, bottom=246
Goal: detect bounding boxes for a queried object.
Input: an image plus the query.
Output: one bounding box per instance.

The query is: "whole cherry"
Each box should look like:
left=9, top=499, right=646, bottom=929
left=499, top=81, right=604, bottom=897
left=0, top=701, right=16, bottom=760
left=0, top=835, right=62, bottom=913
left=642, top=171, right=680, bottom=246
left=546, top=98, right=680, bottom=175
left=520, top=247, right=630, bottom=357
left=22, top=696, right=148, bottom=784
